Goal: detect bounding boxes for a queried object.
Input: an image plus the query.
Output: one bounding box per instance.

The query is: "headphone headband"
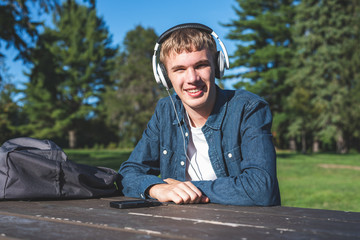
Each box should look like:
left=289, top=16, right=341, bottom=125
left=157, top=23, right=213, bottom=44
left=152, top=23, right=229, bottom=90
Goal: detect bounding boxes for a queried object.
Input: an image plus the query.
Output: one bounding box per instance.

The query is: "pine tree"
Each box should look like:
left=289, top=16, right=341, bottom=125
left=103, top=25, right=165, bottom=147
left=0, top=0, right=58, bottom=81
left=0, top=60, right=23, bottom=144
left=22, top=0, right=117, bottom=148
left=224, top=0, right=295, bottom=108
left=223, top=0, right=296, bottom=149
left=287, top=0, right=360, bottom=153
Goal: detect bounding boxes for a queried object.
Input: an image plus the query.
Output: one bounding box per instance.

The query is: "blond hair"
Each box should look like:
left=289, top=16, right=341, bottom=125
left=159, top=28, right=217, bottom=64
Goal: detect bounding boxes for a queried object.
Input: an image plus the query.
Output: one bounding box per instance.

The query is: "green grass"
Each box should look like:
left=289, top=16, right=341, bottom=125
left=65, top=149, right=132, bottom=171
left=65, top=149, right=360, bottom=212
left=277, top=152, right=360, bottom=212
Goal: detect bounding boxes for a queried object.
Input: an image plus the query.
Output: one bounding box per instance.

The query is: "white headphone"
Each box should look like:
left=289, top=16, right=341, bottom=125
left=152, top=23, right=230, bottom=90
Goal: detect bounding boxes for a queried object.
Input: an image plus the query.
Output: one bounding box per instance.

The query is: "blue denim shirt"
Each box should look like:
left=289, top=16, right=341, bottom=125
left=119, top=86, right=281, bottom=206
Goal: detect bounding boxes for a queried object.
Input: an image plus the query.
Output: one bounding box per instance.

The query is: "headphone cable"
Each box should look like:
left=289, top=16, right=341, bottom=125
left=166, top=89, right=203, bottom=181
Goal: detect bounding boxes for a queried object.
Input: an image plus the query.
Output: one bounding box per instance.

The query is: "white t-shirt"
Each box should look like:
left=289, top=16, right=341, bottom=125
left=185, top=113, right=217, bottom=181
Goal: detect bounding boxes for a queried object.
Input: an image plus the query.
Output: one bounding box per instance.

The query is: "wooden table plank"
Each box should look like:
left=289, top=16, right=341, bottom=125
left=0, top=212, right=176, bottom=240
left=0, top=197, right=359, bottom=240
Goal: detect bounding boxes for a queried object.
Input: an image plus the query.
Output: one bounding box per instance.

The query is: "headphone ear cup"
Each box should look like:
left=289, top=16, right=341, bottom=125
left=157, top=62, right=172, bottom=89
left=215, top=51, right=225, bottom=79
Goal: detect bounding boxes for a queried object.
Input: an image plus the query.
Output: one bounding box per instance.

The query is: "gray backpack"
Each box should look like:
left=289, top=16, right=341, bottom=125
left=0, top=137, right=121, bottom=200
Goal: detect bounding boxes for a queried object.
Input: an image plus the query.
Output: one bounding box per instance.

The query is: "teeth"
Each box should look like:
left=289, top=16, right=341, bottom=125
left=187, top=89, right=200, bottom=93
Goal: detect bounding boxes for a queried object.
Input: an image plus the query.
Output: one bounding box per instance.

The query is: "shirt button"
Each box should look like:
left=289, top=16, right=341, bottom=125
left=228, top=153, right=233, bottom=158
left=163, top=150, right=168, bottom=155
left=185, top=132, right=189, bottom=137
left=180, top=161, right=185, bottom=166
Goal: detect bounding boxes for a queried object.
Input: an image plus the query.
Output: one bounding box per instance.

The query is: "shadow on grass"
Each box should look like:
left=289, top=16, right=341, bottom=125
left=276, top=152, right=301, bottom=159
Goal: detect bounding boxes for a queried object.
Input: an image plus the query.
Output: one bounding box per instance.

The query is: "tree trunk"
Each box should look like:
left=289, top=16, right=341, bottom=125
left=289, top=138, right=296, bottom=152
left=336, top=129, right=347, bottom=154
left=312, top=138, right=320, bottom=153
left=301, top=130, right=306, bottom=154
left=69, top=130, right=77, bottom=149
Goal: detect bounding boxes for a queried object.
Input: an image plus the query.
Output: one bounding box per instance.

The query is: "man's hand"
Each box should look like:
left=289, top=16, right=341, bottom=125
left=148, top=178, right=209, bottom=204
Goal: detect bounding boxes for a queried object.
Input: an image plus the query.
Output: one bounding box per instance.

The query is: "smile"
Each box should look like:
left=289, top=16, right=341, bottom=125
left=184, top=86, right=205, bottom=97
left=187, top=89, right=201, bottom=93
left=185, top=85, right=205, bottom=93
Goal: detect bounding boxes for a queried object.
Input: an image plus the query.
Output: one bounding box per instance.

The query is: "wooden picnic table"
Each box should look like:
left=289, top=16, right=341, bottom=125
left=0, top=196, right=359, bottom=239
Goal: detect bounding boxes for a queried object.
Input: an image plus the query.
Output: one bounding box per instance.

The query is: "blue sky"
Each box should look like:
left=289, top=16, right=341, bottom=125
left=2, top=0, right=240, bottom=89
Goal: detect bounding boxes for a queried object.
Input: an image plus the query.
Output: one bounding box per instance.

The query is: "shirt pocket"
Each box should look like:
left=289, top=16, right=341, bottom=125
left=224, top=146, right=243, bottom=175
left=159, top=146, right=176, bottom=179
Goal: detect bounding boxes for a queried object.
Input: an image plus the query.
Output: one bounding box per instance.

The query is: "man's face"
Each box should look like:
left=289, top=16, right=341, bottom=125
left=165, top=48, right=216, bottom=116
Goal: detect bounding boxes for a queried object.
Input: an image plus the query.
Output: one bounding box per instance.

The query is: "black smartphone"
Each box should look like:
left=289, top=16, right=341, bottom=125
left=110, top=199, right=162, bottom=209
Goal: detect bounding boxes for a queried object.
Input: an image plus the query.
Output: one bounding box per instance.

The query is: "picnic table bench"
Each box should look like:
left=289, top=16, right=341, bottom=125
left=1, top=196, right=359, bottom=239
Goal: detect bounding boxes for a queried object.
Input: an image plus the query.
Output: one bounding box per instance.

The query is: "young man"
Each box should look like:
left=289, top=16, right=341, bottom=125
left=119, top=23, right=281, bottom=206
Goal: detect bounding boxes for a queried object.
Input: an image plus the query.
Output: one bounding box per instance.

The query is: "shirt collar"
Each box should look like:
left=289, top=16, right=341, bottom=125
left=172, top=94, right=186, bottom=126
left=204, top=85, right=228, bottom=130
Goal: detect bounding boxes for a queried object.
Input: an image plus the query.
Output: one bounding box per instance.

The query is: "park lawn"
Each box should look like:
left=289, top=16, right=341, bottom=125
left=277, top=152, right=360, bottom=212
left=65, top=149, right=132, bottom=171
left=65, top=149, right=360, bottom=212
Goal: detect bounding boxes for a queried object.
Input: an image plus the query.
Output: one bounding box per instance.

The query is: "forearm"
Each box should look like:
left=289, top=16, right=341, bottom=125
left=193, top=137, right=281, bottom=206
left=192, top=171, right=280, bottom=206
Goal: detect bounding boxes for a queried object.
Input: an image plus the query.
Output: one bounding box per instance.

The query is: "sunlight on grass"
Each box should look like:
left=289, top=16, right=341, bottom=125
left=277, top=153, right=360, bottom=212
